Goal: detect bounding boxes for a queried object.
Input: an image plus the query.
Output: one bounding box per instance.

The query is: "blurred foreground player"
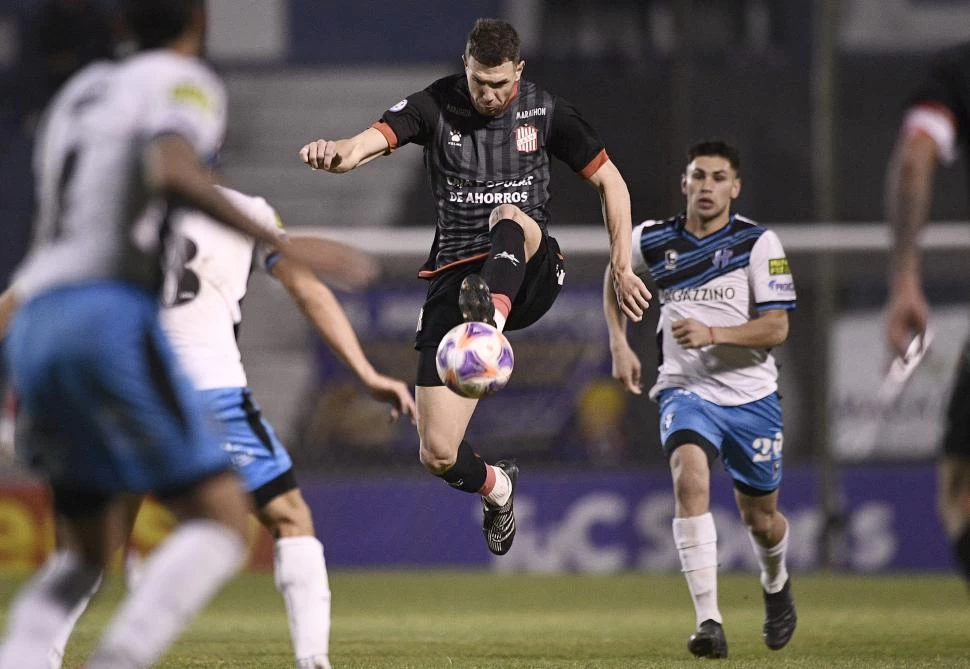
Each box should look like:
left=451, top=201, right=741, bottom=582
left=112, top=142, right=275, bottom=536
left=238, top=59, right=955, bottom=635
left=300, top=18, right=651, bottom=556
left=605, top=141, right=797, bottom=657
left=0, top=1, right=298, bottom=666
left=40, top=184, right=414, bottom=669
left=885, top=41, right=970, bottom=588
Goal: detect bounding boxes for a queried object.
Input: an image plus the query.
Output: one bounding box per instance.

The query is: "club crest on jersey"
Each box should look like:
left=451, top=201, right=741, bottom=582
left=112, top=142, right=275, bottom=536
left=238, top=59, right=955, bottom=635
left=448, top=129, right=463, bottom=147
left=515, top=124, right=538, bottom=153
left=712, top=248, right=734, bottom=269
left=664, top=249, right=678, bottom=270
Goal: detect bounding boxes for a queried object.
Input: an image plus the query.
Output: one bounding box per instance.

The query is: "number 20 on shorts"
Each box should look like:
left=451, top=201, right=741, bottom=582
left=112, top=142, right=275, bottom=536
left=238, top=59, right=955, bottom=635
left=752, top=432, right=783, bottom=462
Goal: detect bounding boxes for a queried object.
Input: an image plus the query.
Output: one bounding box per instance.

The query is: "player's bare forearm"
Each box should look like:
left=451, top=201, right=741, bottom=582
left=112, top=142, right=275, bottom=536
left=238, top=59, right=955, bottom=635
left=0, top=286, right=20, bottom=339
left=587, top=161, right=652, bottom=321
left=145, top=136, right=283, bottom=248
left=300, top=128, right=389, bottom=173
left=273, top=257, right=378, bottom=384
left=589, top=160, right=633, bottom=269
left=886, top=131, right=938, bottom=282
left=602, top=264, right=629, bottom=350
left=683, top=310, right=789, bottom=349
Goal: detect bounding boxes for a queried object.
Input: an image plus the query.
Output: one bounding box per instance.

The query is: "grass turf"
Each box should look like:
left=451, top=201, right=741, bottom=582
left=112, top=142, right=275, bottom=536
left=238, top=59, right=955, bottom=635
left=1, top=571, right=968, bottom=668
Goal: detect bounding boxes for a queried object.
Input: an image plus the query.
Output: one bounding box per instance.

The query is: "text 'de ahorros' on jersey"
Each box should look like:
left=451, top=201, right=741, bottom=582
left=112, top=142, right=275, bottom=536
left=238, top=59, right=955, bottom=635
left=449, top=191, right=530, bottom=204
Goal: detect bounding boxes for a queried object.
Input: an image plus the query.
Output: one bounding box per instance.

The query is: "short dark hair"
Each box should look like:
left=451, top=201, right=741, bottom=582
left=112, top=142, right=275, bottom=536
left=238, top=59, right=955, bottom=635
left=687, top=140, right=741, bottom=173
left=122, top=0, right=203, bottom=50
left=465, top=18, right=521, bottom=66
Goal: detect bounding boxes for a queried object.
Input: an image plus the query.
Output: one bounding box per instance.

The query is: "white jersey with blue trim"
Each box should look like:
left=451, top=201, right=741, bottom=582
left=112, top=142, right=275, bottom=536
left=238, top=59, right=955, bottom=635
left=631, top=213, right=797, bottom=406
left=160, top=187, right=283, bottom=391
left=14, top=50, right=226, bottom=302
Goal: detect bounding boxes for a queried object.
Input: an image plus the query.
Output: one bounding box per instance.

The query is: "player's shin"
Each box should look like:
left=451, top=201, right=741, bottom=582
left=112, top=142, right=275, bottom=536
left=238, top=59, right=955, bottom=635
left=438, top=440, right=488, bottom=493
left=481, top=219, right=527, bottom=330
left=49, top=553, right=104, bottom=669
left=274, top=536, right=332, bottom=669
left=748, top=517, right=790, bottom=594
left=673, top=513, right=722, bottom=626
left=954, top=523, right=970, bottom=585
left=86, top=520, right=245, bottom=668
left=0, top=550, right=102, bottom=669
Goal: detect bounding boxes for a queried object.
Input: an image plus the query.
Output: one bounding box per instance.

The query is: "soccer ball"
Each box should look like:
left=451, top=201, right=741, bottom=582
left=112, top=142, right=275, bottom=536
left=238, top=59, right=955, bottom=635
left=435, top=322, right=515, bottom=399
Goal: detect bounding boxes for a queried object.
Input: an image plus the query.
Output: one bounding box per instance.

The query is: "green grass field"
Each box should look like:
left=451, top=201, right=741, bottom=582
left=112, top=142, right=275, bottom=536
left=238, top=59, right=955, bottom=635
left=2, top=571, right=968, bottom=668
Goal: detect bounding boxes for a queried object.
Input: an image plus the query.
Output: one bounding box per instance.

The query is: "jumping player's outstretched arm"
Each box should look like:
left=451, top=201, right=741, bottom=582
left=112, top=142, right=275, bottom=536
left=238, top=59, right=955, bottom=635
left=299, top=128, right=390, bottom=173
left=271, top=256, right=417, bottom=424
left=885, top=130, right=938, bottom=358
left=586, top=160, right=652, bottom=323
left=602, top=265, right=642, bottom=395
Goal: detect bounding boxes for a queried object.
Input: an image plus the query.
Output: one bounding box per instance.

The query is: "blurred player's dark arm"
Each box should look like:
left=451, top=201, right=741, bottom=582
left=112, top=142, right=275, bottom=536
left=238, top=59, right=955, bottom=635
left=299, top=128, right=390, bottom=173
left=587, top=160, right=652, bottom=322
left=0, top=287, right=19, bottom=339
left=145, top=135, right=285, bottom=248
left=886, top=130, right=939, bottom=280
left=884, top=129, right=938, bottom=356
left=271, top=257, right=416, bottom=423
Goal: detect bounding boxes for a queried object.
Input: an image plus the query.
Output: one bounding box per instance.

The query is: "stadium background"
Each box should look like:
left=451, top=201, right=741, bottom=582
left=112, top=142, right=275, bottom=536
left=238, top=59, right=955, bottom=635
left=0, top=0, right=967, bottom=575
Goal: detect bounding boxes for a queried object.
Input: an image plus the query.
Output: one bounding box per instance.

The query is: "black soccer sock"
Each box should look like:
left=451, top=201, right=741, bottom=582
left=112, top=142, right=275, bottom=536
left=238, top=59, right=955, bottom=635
left=438, top=440, right=488, bottom=493
left=953, top=523, right=970, bottom=585
left=480, top=219, right=527, bottom=317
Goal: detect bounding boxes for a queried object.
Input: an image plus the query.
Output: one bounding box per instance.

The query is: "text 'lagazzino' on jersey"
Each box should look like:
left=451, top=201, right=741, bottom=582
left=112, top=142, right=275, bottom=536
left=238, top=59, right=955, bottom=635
left=660, top=286, right=737, bottom=303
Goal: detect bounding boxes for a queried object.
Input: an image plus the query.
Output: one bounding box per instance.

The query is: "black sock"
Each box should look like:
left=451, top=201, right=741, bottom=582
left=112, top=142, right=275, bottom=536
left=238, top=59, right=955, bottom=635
left=480, top=219, right=527, bottom=312
left=439, top=440, right=487, bottom=493
left=954, top=523, right=970, bottom=584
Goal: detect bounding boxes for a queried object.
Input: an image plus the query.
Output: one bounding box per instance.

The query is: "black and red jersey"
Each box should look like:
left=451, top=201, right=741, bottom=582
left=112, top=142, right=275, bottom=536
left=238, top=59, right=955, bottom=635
left=909, top=41, right=970, bottom=162
left=373, top=74, right=606, bottom=276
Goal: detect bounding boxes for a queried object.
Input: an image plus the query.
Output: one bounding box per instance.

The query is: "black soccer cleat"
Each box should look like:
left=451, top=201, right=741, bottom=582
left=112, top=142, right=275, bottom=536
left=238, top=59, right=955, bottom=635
left=762, top=578, right=797, bottom=650
left=482, top=459, right=518, bottom=555
left=687, top=619, right=728, bottom=659
left=459, top=273, right=496, bottom=327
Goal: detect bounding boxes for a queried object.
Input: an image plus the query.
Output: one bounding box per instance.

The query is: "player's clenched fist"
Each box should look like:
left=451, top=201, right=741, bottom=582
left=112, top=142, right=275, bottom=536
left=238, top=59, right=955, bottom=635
left=299, top=139, right=346, bottom=172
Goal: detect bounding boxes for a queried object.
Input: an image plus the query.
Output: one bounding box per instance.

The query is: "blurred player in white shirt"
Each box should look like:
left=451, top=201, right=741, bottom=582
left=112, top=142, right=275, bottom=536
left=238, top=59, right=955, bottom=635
left=0, top=1, right=318, bottom=667
left=604, top=141, right=797, bottom=659
left=42, top=186, right=416, bottom=669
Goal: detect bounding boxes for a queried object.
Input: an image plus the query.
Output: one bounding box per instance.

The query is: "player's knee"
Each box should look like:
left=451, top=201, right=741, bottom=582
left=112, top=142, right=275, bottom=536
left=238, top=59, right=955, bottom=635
left=261, top=492, right=315, bottom=538
left=488, top=204, right=524, bottom=228
left=174, top=471, right=250, bottom=540
left=418, top=435, right=457, bottom=475
left=740, top=506, right=774, bottom=538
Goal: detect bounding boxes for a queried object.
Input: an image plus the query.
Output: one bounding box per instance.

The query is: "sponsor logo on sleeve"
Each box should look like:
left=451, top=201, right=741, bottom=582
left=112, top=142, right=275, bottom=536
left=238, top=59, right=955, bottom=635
left=768, top=279, right=795, bottom=292
left=170, top=83, right=211, bottom=111
left=388, top=99, right=408, bottom=112
left=768, top=258, right=790, bottom=275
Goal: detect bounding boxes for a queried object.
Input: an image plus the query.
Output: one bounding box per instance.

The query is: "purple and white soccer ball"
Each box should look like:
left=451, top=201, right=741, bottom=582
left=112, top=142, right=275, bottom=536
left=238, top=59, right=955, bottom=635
left=435, top=322, right=515, bottom=399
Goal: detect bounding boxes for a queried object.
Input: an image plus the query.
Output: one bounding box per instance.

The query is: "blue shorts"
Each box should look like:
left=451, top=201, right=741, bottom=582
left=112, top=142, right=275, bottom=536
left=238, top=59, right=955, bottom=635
left=199, top=387, right=294, bottom=502
left=7, top=283, right=230, bottom=497
left=658, top=388, right=784, bottom=493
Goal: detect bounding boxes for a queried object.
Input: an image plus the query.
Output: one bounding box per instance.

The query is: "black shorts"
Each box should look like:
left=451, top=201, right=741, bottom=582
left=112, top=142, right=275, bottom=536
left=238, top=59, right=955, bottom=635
left=942, top=340, right=970, bottom=459
left=415, top=234, right=564, bottom=387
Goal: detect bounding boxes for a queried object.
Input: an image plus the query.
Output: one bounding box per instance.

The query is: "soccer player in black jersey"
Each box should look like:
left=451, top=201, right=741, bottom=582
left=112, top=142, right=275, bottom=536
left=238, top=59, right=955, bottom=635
left=885, top=42, right=970, bottom=588
left=300, top=18, right=651, bottom=556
